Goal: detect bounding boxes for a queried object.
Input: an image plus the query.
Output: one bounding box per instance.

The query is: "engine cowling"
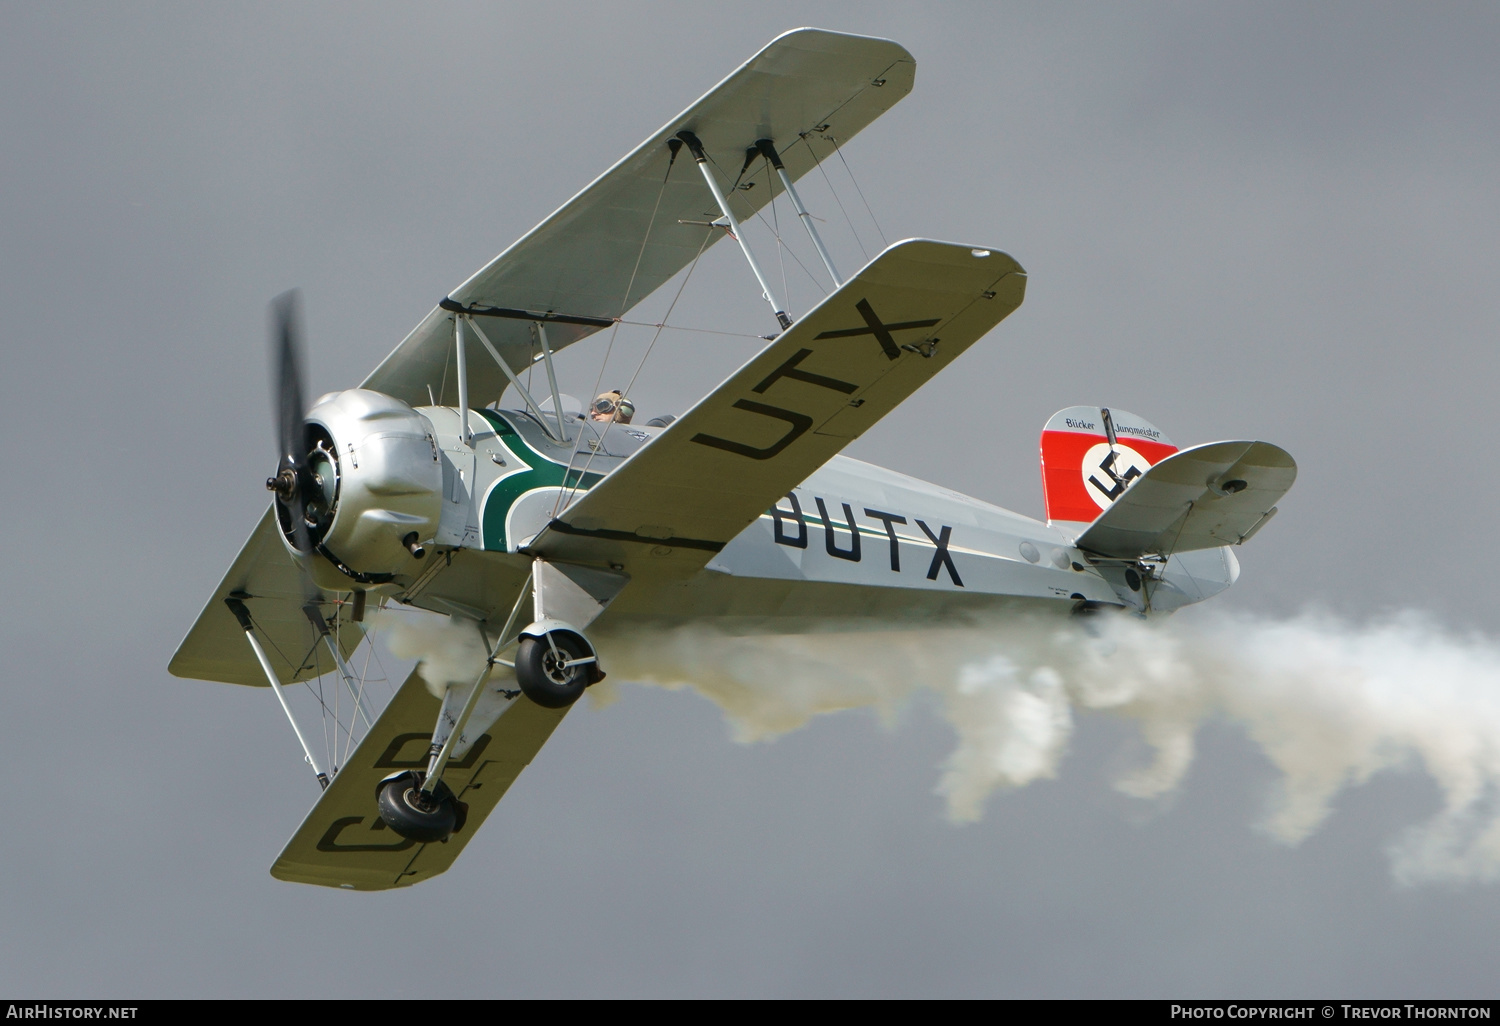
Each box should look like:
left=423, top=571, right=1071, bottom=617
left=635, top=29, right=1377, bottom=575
left=275, top=388, right=443, bottom=591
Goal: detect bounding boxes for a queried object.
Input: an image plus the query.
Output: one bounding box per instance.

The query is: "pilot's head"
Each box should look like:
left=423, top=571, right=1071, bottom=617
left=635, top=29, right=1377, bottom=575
left=590, top=390, right=634, bottom=424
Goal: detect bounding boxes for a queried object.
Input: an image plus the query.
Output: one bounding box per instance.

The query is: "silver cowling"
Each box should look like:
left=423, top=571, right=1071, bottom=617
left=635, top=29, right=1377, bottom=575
left=277, top=388, right=443, bottom=591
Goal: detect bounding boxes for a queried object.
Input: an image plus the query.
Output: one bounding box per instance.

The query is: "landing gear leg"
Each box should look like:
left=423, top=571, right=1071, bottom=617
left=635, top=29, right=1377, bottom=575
left=376, top=573, right=532, bottom=842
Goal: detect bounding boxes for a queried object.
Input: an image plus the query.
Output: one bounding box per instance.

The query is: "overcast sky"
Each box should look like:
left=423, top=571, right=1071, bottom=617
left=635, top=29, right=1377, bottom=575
left=3, top=1, right=1499, bottom=998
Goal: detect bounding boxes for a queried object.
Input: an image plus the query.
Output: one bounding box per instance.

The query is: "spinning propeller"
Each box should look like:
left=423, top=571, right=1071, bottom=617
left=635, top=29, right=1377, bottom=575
left=265, top=291, right=338, bottom=570
left=266, top=290, right=315, bottom=554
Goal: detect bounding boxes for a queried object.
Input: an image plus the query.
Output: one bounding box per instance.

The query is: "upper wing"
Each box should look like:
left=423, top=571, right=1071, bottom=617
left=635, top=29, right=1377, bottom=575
left=1073, top=441, right=1296, bottom=559
left=527, top=239, right=1026, bottom=575
left=172, top=29, right=910, bottom=686
left=362, top=28, right=915, bottom=409
left=270, top=667, right=567, bottom=891
left=168, top=507, right=361, bottom=686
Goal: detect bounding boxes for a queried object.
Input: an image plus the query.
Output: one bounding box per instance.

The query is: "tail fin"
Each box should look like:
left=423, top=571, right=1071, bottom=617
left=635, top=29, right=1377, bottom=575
left=1040, top=406, right=1178, bottom=528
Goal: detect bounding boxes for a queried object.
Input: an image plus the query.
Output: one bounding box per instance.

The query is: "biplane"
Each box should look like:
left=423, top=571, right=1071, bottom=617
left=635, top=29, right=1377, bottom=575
left=170, top=29, right=1296, bottom=890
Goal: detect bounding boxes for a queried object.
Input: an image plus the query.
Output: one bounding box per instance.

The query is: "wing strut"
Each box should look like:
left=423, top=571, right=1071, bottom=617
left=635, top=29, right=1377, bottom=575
left=533, top=322, right=570, bottom=443
left=454, top=315, right=472, bottom=447
left=756, top=138, right=841, bottom=286
left=420, top=571, right=534, bottom=798
left=676, top=131, right=792, bottom=330
left=225, top=596, right=330, bottom=790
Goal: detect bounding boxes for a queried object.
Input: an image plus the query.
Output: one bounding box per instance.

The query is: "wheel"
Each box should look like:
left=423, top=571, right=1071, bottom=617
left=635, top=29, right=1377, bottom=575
left=376, top=772, right=457, bottom=843
left=515, top=631, right=594, bottom=709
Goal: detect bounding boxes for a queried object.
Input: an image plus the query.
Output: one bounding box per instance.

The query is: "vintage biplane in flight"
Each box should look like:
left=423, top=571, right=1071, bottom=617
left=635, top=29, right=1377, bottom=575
left=171, top=29, right=1296, bottom=890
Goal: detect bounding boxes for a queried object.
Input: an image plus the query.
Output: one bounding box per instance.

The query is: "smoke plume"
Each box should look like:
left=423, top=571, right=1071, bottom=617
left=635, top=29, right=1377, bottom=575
left=373, top=608, right=489, bottom=699
left=600, top=609, right=1500, bottom=885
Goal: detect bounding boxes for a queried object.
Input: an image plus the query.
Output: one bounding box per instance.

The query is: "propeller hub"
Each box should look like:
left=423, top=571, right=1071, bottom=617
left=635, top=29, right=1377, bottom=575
left=267, top=468, right=299, bottom=502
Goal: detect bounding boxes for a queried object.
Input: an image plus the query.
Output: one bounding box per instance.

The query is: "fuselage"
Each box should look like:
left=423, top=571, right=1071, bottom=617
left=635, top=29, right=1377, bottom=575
left=398, top=404, right=1236, bottom=635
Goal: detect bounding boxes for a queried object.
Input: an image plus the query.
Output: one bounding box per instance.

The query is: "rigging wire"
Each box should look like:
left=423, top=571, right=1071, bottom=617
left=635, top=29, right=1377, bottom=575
left=710, top=151, right=828, bottom=300
left=312, top=643, right=334, bottom=775
left=347, top=627, right=381, bottom=767
left=832, top=135, right=888, bottom=248
left=247, top=609, right=336, bottom=778
left=299, top=657, right=358, bottom=775
left=742, top=190, right=828, bottom=297
left=248, top=597, right=400, bottom=780
left=332, top=611, right=376, bottom=767
left=336, top=613, right=375, bottom=733
left=806, top=132, right=868, bottom=262
left=613, top=319, right=774, bottom=341
left=553, top=148, right=678, bottom=517
left=562, top=226, right=713, bottom=506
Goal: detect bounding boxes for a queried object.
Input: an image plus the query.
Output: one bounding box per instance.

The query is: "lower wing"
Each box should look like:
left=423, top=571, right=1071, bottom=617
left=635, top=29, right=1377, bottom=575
left=527, top=238, right=1026, bottom=580
left=270, top=666, right=566, bottom=890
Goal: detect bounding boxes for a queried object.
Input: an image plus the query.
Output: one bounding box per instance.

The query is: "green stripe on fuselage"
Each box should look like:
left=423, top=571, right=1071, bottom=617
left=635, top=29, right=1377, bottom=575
left=476, top=410, right=602, bottom=551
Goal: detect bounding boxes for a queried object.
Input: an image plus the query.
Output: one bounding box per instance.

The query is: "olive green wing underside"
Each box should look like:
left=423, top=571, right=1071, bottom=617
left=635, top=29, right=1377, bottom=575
left=270, top=667, right=567, bottom=891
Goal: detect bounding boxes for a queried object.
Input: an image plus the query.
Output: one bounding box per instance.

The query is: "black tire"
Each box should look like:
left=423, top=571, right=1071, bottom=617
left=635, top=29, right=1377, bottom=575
left=377, top=772, right=457, bottom=843
left=515, top=631, right=592, bottom=709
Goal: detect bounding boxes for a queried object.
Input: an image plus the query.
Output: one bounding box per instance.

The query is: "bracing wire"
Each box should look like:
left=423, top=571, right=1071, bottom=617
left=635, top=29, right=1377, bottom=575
left=252, top=602, right=401, bottom=783
left=553, top=148, right=678, bottom=517
left=711, top=152, right=828, bottom=299
left=344, top=630, right=379, bottom=768
left=617, top=230, right=713, bottom=410
left=613, top=318, right=774, bottom=341
left=330, top=610, right=376, bottom=767
left=562, top=226, right=713, bottom=505
left=744, top=194, right=829, bottom=297
left=555, top=147, right=678, bottom=516
left=833, top=136, right=887, bottom=248
left=248, top=610, right=334, bottom=778
left=288, top=626, right=366, bottom=778
left=807, top=133, right=868, bottom=261
left=330, top=607, right=374, bottom=733
left=303, top=640, right=335, bottom=776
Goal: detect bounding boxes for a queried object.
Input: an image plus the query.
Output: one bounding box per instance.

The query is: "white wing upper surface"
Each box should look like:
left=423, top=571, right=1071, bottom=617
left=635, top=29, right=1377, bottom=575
left=361, top=28, right=914, bottom=409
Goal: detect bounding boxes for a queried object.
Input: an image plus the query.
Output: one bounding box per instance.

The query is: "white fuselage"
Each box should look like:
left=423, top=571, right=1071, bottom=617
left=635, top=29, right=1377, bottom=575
left=395, top=405, right=1237, bottom=633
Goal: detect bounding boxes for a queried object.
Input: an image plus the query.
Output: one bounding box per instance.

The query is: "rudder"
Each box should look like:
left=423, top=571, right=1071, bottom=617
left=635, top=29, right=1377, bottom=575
left=1040, top=406, right=1177, bottom=528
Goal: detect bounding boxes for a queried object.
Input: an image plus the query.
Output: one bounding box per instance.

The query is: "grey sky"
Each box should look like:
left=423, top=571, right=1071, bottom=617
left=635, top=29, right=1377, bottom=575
left=2, top=1, right=1498, bottom=997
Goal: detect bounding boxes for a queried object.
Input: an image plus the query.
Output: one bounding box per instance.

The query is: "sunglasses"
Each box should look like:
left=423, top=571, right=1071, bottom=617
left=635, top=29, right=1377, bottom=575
left=592, top=396, right=635, bottom=417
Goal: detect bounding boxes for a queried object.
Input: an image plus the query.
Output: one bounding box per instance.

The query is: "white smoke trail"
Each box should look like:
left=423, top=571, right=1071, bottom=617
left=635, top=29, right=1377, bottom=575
left=601, top=609, right=1500, bottom=885
left=372, top=608, right=489, bottom=699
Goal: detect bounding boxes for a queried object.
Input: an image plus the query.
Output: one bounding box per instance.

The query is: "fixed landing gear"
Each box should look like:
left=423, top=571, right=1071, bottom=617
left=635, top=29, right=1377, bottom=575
left=514, top=628, right=603, bottom=709
left=376, top=771, right=467, bottom=843
left=371, top=563, right=614, bottom=841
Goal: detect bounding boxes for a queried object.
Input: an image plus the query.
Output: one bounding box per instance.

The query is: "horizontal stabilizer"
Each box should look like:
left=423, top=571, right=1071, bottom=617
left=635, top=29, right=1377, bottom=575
left=270, top=668, right=566, bottom=891
left=1072, top=441, right=1296, bottom=559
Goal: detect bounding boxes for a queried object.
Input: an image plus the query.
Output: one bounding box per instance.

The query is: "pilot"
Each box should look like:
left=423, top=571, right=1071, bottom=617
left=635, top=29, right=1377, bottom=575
left=590, top=390, right=635, bottom=424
